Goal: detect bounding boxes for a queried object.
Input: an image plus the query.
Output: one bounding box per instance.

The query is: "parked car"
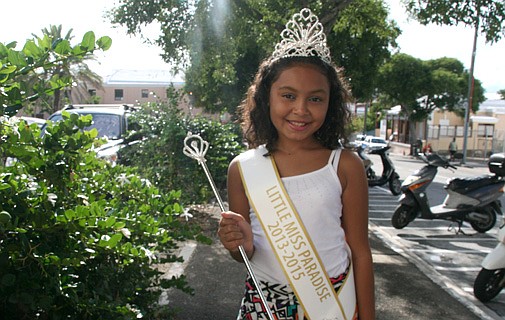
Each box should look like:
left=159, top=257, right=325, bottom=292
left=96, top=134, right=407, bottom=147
left=350, top=134, right=367, bottom=148
left=44, top=105, right=137, bottom=164
left=3, top=116, right=48, bottom=167
left=19, top=116, right=47, bottom=128
left=362, top=136, right=388, bottom=151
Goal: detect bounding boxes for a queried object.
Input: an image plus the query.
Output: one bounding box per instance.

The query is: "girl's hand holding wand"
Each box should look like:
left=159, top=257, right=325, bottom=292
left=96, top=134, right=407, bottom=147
left=218, top=211, right=254, bottom=260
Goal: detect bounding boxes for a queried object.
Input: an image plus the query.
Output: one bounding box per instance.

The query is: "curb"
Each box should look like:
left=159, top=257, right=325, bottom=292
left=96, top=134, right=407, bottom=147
left=369, top=221, right=502, bottom=320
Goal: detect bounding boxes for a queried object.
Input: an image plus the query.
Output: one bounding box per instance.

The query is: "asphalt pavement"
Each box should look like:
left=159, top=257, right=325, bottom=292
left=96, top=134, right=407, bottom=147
left=163, top=205, right=486, bottom=320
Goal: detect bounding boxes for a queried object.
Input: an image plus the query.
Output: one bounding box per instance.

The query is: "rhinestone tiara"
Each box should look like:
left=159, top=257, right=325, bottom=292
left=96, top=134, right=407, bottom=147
left=271, top=8, right=331, bottom=64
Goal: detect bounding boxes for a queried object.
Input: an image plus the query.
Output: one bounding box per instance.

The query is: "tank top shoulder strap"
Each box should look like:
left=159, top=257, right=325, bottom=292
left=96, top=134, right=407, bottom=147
left=329, top=148, right=343, bottom=170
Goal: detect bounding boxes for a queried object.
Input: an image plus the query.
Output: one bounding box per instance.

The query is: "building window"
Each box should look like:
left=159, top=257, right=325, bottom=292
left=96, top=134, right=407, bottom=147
left=439, top=125, right=456, bottom=137
left=114, top=89, right=124, bottom=101
left=455, top=125, right=469, bottom=137
left=88, top=89, right=96, bottom=96
left=478, top=124, right=494, bottom=137
left=428, top=125, right=439, bottom=139
left=141, top=89, right=149, bottom=98
left=438, top=125, right=468, bottom=137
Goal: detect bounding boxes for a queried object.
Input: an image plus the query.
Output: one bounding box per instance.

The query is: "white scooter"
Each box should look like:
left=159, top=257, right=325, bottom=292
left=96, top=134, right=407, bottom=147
left=473, top=219, right=505, bottom=302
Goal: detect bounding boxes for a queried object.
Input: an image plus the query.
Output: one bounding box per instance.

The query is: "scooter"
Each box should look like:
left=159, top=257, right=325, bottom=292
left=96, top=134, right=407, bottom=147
left=473, top=218, right=505, bottom=302
left=391, top=152, right=505, bottom=233
left=356, top=145, right=402, bottom=195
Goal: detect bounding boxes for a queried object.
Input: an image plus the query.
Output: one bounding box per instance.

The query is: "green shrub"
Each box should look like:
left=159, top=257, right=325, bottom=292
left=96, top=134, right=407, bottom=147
left=0, top=114, right=200, bottom=319
left=119, top=87, right=245, bottom=204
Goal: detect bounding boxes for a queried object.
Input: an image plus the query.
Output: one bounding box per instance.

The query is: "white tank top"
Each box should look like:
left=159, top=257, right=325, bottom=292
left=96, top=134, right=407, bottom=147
left=249, top=149, right=349, bottom=284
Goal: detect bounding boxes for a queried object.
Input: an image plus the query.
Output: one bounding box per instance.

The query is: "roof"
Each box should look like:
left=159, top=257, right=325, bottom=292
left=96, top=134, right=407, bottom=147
left=479, top=99, right=505, bottom=114
left=387, top=105, right=402, bottom=115
left=480, top=99, right=505, bottom=108
left=470, top=115, right=499, bottom=124
left=53, top=107, right=130, bottom=116
left=103, top=69, right=185, bottom=87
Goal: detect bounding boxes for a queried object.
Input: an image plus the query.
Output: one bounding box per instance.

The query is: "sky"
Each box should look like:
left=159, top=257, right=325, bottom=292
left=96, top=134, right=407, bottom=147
left=1, top=0, right=504, bottom=99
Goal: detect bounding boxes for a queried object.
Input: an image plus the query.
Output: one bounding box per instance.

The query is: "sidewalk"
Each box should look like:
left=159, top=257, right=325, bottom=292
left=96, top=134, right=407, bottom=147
left=387, top=144, right=490, bottom=169
left=163, top=208, right=484, bottom=320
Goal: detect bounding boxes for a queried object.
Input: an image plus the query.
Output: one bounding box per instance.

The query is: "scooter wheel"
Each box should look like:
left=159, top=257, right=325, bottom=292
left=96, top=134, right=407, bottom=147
left=392, top=204, right=415, bottom=229
left=367, top=168, right=376, bottom=180
left=389, top=174, right=402, bottom=196
left=473, top=268, right=505, bottom=302
left=469, top=207, right=496, bottom=233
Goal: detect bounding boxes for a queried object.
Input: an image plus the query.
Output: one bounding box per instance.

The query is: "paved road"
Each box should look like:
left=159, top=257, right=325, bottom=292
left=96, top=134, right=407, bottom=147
left=163, top=205, right=486, bottom=320
left=367, top=153, right=505, bottom=319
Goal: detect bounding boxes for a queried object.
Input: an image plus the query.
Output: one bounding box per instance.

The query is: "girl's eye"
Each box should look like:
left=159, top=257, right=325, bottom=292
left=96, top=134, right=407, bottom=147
left=281, top=93, right=295, bottom=100
left=309, top=96, right=323, bottom=102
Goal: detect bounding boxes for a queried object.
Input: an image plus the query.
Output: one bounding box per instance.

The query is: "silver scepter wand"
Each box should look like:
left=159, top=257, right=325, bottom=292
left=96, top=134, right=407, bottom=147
left=183, top=132, right=275, bottom=320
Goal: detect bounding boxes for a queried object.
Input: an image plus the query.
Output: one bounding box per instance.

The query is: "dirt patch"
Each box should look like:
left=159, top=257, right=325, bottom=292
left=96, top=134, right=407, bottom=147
left=184, top=203, right=222, bottom=239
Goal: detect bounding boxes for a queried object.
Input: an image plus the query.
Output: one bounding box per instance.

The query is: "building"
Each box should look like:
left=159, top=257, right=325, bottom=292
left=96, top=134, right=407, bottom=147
left=385, top=99, right=505, bottom=158
left=90, top=69, right=184, bottom=105
left=85, top=69, right=226, bottom=120
left=431, top=99, right=505, bottom=158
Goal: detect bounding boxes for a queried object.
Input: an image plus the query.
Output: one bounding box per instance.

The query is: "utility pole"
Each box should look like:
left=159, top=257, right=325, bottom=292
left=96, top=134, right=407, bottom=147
left=363, top=101, right=368, bottom=135
left=462, top=10, right=480, bottom=165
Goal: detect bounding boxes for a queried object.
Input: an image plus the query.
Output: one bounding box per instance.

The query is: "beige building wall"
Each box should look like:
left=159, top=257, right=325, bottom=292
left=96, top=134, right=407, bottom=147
left=426, top=101, right=505, bottom=157
left=86, top=70, right=230, bottom=123
left=95, top=84, right=173, bottom=105
left=426, top=109, right=465, bottom=153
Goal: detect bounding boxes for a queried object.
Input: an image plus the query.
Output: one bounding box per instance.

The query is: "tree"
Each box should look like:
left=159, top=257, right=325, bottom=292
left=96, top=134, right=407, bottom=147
left=403, top=0, right=505, bottom=43
left=403, top=0, right=505, bottom=161
left=0, top=32, right=207, bottom=319
left=424, top=57, right=485, bottom=117
left=118, top=86, right=245, bottom=204
left=498, top=89, right=505, bottom=99
left=107, top=0, right=399, bottom=114
left=29, top=25, right=105, bottom=115
left=331, top=0, right=400, bottom=135
left=331, top=0, right=400, bottom=102
left=377, top=53, right=484, bottom=142
left=0, top=30, right=112, bottom=117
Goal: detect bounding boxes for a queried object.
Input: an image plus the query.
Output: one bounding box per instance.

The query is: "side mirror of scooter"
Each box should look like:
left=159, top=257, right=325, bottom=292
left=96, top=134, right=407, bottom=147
left=418, top=153, right=430, bottom=164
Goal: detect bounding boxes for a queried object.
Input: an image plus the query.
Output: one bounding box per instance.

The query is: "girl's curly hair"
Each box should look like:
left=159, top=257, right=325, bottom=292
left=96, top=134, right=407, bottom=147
left=238, top=56, right=352, bottom=152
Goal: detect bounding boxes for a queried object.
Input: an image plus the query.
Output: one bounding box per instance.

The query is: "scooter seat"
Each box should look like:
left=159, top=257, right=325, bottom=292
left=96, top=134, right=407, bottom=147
left=445, top=175, right=496, bottom=193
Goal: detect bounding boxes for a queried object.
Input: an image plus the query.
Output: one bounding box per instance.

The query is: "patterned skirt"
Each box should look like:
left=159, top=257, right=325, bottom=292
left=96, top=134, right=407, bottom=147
left=237, top=269, right=350, bottom=320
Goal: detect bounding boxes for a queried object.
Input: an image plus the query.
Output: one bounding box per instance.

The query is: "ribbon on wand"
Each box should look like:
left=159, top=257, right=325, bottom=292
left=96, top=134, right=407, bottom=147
left=183, top=132, right=275, bottom=320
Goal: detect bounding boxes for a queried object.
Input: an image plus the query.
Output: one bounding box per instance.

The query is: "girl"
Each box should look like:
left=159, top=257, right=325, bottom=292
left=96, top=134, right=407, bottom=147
left=218, top=8, right=375, bottom=320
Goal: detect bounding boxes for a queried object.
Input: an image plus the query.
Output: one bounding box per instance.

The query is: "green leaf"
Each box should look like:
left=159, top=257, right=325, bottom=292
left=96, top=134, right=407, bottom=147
left=72, top=45, right=84, bottom=56
left=81, top=31, right=96, bottom=51
left=7, top=50, right=26, bottom=67
left=108, top=233, right=122, bottom=248
left=22, top=40, right=44, bottom=58
left=0, top=183, right=11, bottom=191
left=96, top=36, right=112, bottom=50
left=105, top=216, right=116, bottom=228
left=37, top=35, right=51, bottom=50
left=64, top=209, right=75, bottom=221
left=54, top=39, right=71, bottom=55
left=113, top=221, right=126, bottom=229
left=0, top=65, right=17, bottom=75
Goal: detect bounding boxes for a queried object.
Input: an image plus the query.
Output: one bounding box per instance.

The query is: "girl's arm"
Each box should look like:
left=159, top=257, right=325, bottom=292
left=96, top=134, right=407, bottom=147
left=339, top=149, right=376, bottom=320
left=217, top=158, right=254, bottom=262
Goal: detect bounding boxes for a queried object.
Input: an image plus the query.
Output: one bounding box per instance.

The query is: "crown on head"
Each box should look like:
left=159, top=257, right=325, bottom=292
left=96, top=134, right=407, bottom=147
left=271, top=8, right=331, bottom=64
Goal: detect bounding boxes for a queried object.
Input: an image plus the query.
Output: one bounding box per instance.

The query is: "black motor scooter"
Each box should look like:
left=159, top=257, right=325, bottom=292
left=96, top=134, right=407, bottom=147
left=392, top=152, right=505, bottom=233
left=356, top=145, right=401, bottom=195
